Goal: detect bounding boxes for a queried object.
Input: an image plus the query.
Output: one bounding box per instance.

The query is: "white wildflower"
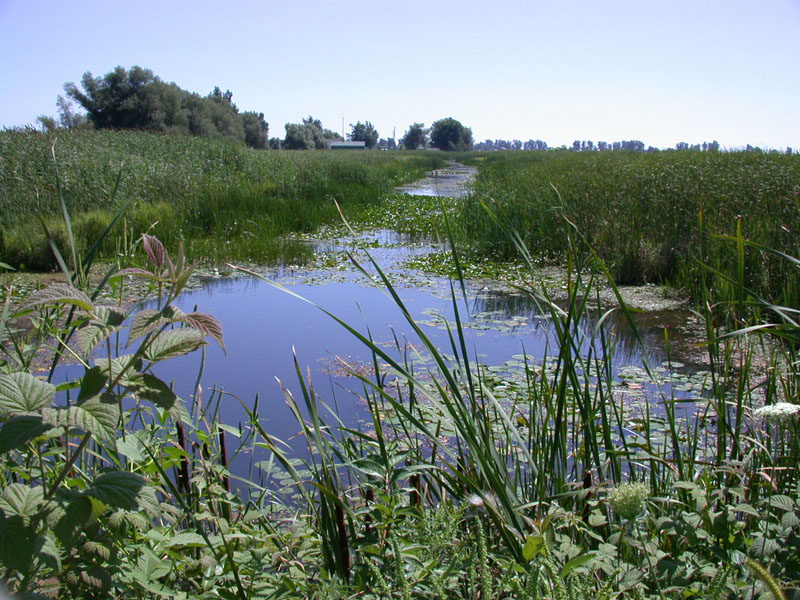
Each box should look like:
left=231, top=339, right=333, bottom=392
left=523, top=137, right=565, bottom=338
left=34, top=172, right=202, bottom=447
left=753, top=403, right=800, bottom=425
left=608, top=481, right=650, bottom=520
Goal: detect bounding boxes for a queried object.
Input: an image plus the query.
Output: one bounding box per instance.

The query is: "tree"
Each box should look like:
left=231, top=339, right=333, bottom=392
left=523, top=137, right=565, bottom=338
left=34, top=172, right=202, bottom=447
left=36, top=115, right=57, bottom=132
left=61, top=65, right=268, bottom=148
left=401, top=123, right=428, bottom=150
left=429, top=118, right=473, bottom=151
left=348, top=121, right=379, bottom=148
left=241, top=112, right=269, bottom=149
left=283, top=116, right=339, bottom=149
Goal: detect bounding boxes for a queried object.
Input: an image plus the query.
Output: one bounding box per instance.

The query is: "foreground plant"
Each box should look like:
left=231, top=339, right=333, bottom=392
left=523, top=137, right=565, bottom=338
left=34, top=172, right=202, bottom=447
left=0, top=234, right=233, bottom=598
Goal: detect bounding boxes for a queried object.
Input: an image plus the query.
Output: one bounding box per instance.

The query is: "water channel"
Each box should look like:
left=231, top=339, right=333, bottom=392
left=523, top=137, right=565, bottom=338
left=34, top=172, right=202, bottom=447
left=55, top=163, right=711, bottom=483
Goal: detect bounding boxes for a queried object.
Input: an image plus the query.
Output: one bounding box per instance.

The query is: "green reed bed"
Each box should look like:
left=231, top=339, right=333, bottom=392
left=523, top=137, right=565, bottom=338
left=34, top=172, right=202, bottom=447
left=0, top=129, right=444, bottom=270
left=458, top=150, right=800, bottom=306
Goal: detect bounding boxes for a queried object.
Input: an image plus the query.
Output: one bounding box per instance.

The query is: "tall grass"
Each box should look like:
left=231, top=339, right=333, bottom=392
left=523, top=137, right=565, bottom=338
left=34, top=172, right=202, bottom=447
left=0, top=128, right=444, bottom=269
left=458, top=149, right=800, bottom=307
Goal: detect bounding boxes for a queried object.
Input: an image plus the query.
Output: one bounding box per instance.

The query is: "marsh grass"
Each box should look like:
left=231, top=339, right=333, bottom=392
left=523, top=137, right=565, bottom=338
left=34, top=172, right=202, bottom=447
left=457, top=150, right=800, bottom=308
left=0, top=129, right=444, bottom=269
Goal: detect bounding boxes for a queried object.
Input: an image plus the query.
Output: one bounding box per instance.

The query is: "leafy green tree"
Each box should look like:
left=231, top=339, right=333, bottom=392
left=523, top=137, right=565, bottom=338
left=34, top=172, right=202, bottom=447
left=283, top=116, right=339, bottom=149
left=348, top=121, right=379, bottom=148
left=62, top=65, right=268, bottom=148
left=401, top=123, right=428, bottom=150
left=284, top=122, right=315, bottom=149
left=241, top=112, right=269, bottom=149
left=430, top=118, right=473, bottom=151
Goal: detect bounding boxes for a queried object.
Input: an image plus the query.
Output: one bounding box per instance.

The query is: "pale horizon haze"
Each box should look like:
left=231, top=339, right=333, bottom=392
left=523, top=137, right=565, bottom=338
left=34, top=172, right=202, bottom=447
left=1, top=0, right=798, bottom=150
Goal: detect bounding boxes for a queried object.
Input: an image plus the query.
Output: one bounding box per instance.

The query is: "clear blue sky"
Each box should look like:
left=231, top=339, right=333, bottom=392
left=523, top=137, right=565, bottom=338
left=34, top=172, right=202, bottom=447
left=1, top=0, right=798, bottom=149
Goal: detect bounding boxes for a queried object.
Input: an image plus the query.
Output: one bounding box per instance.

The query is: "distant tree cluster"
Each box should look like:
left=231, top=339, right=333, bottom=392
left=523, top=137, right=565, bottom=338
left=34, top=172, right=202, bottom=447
left=282, top=116, right=342, bottom=149
left=474, top=139, right=548, bottom=151
left=348, top=121, right=379, bottom=148
left=39, top=66, right=269, bottom=149
left=429, top=118, right=473, bottom=151
left=400, top=123, right=428, bottom=150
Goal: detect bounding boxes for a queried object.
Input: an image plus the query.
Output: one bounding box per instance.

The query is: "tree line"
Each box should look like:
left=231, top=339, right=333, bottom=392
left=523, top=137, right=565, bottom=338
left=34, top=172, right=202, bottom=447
left=38, top=66, right=269, bottom=149
left=40, top=66, right=786, bottom=154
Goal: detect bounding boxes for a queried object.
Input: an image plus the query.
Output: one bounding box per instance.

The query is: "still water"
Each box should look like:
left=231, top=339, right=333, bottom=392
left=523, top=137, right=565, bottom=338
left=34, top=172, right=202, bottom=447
left=53, top=169, right=707, bottom=485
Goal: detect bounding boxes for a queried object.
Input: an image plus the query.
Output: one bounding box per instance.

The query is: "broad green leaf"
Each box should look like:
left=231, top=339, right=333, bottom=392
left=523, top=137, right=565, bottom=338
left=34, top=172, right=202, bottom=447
left=35, top=533, right=62, bottom=574
left=77, top=306, right=125, bottom=355
left=734, top=503, right=761, bottom=518
left=144, top=328, right=206, bottom=362
left=116, top=436, right=145, bottom=462
left=127, top=373, right=178, bottom=409
left=23, top=282, right=93, bottom=313
left=166, top=532, right=206, bottom=548
left=53, top=495, right=92, bottom=548
left=129, top=309, right=166, bottom=343
left=0, top=372, right=56, bottom=414
left=136, top=547, right=171, bottom=580
left=522, top=534, right=544, bottom=561
left=77, top=366, right=108, bottom=403
left=560, top=552, right=596, bottom=578
left=588, top=509, right=608, bottom=527
left=185, top=311, right=225, bottom=353
left=42, top=396, right=120, bottom=443
left=0, top=513, right=35, bottom=572
left=766, top=495, right=796, bottom=511
left=0, top=483, right=44, bottom=522
left=94, top=354, right=142, bottom=384
left=86, top=471, right=147, bottom=511
left=0, top=415, right=53, bottom=454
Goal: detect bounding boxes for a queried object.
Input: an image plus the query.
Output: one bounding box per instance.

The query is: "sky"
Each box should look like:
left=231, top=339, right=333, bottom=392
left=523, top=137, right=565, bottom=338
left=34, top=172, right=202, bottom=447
left=1, top=0, right=798, bottom=150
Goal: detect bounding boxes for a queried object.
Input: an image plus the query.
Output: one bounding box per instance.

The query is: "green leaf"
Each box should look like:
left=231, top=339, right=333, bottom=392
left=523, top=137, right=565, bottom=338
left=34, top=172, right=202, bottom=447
left=129, top=309, right=163, bottom=343
left=0, top=415, right=54, bottom=454
left=0, top=513, right=35, bottom=573
left=116, top=267, right=160, bottom=281
left=588, top=509, right=608, bottom=527
left=766, top=495, right=796, bottom=512
left=35, top=533, right=62, bottom=574
left=0, top=483, right=44, bottom=522
left=77, top=366, right=108, bottom=403
left=116, top=436, right=145, bottom=462
left=77, top=306, right=125, bottom=355
left=734, top=503, right=761, bottom=518
left=52, top=495, right=92, bottom=549
left=166, top=532, right=207, bottom=548
left=144, top=328, right=206, bottom=362
left=136, top=547, right=171, bottom=580
left=94, top=354, right=142, bottom=384
left=0, top=372, right=56, bottom=415
left=127, top=373, right=178, bottom=409
left=86, top=471, right=147, bottom=511
left=560, top=552, right=596, bottom=578
left=522, top=534, right=544, bottom=561
left=128, top=306, right=185, bottom=344
left=42, top=396, right=120, bottom=443
left=23, top=282, right=93, bottom=313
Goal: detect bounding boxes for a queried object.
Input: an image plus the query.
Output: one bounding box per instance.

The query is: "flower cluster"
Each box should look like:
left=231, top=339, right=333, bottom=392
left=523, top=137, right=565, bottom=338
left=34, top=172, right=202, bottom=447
left=608, top=481, right=650, bottom=520
left=753, top=402, right=800, bottom=426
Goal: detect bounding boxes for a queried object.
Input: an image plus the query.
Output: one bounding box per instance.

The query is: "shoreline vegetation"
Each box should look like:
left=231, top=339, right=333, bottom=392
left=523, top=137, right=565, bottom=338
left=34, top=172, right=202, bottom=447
left=1, top=128, right=799, bottom=598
